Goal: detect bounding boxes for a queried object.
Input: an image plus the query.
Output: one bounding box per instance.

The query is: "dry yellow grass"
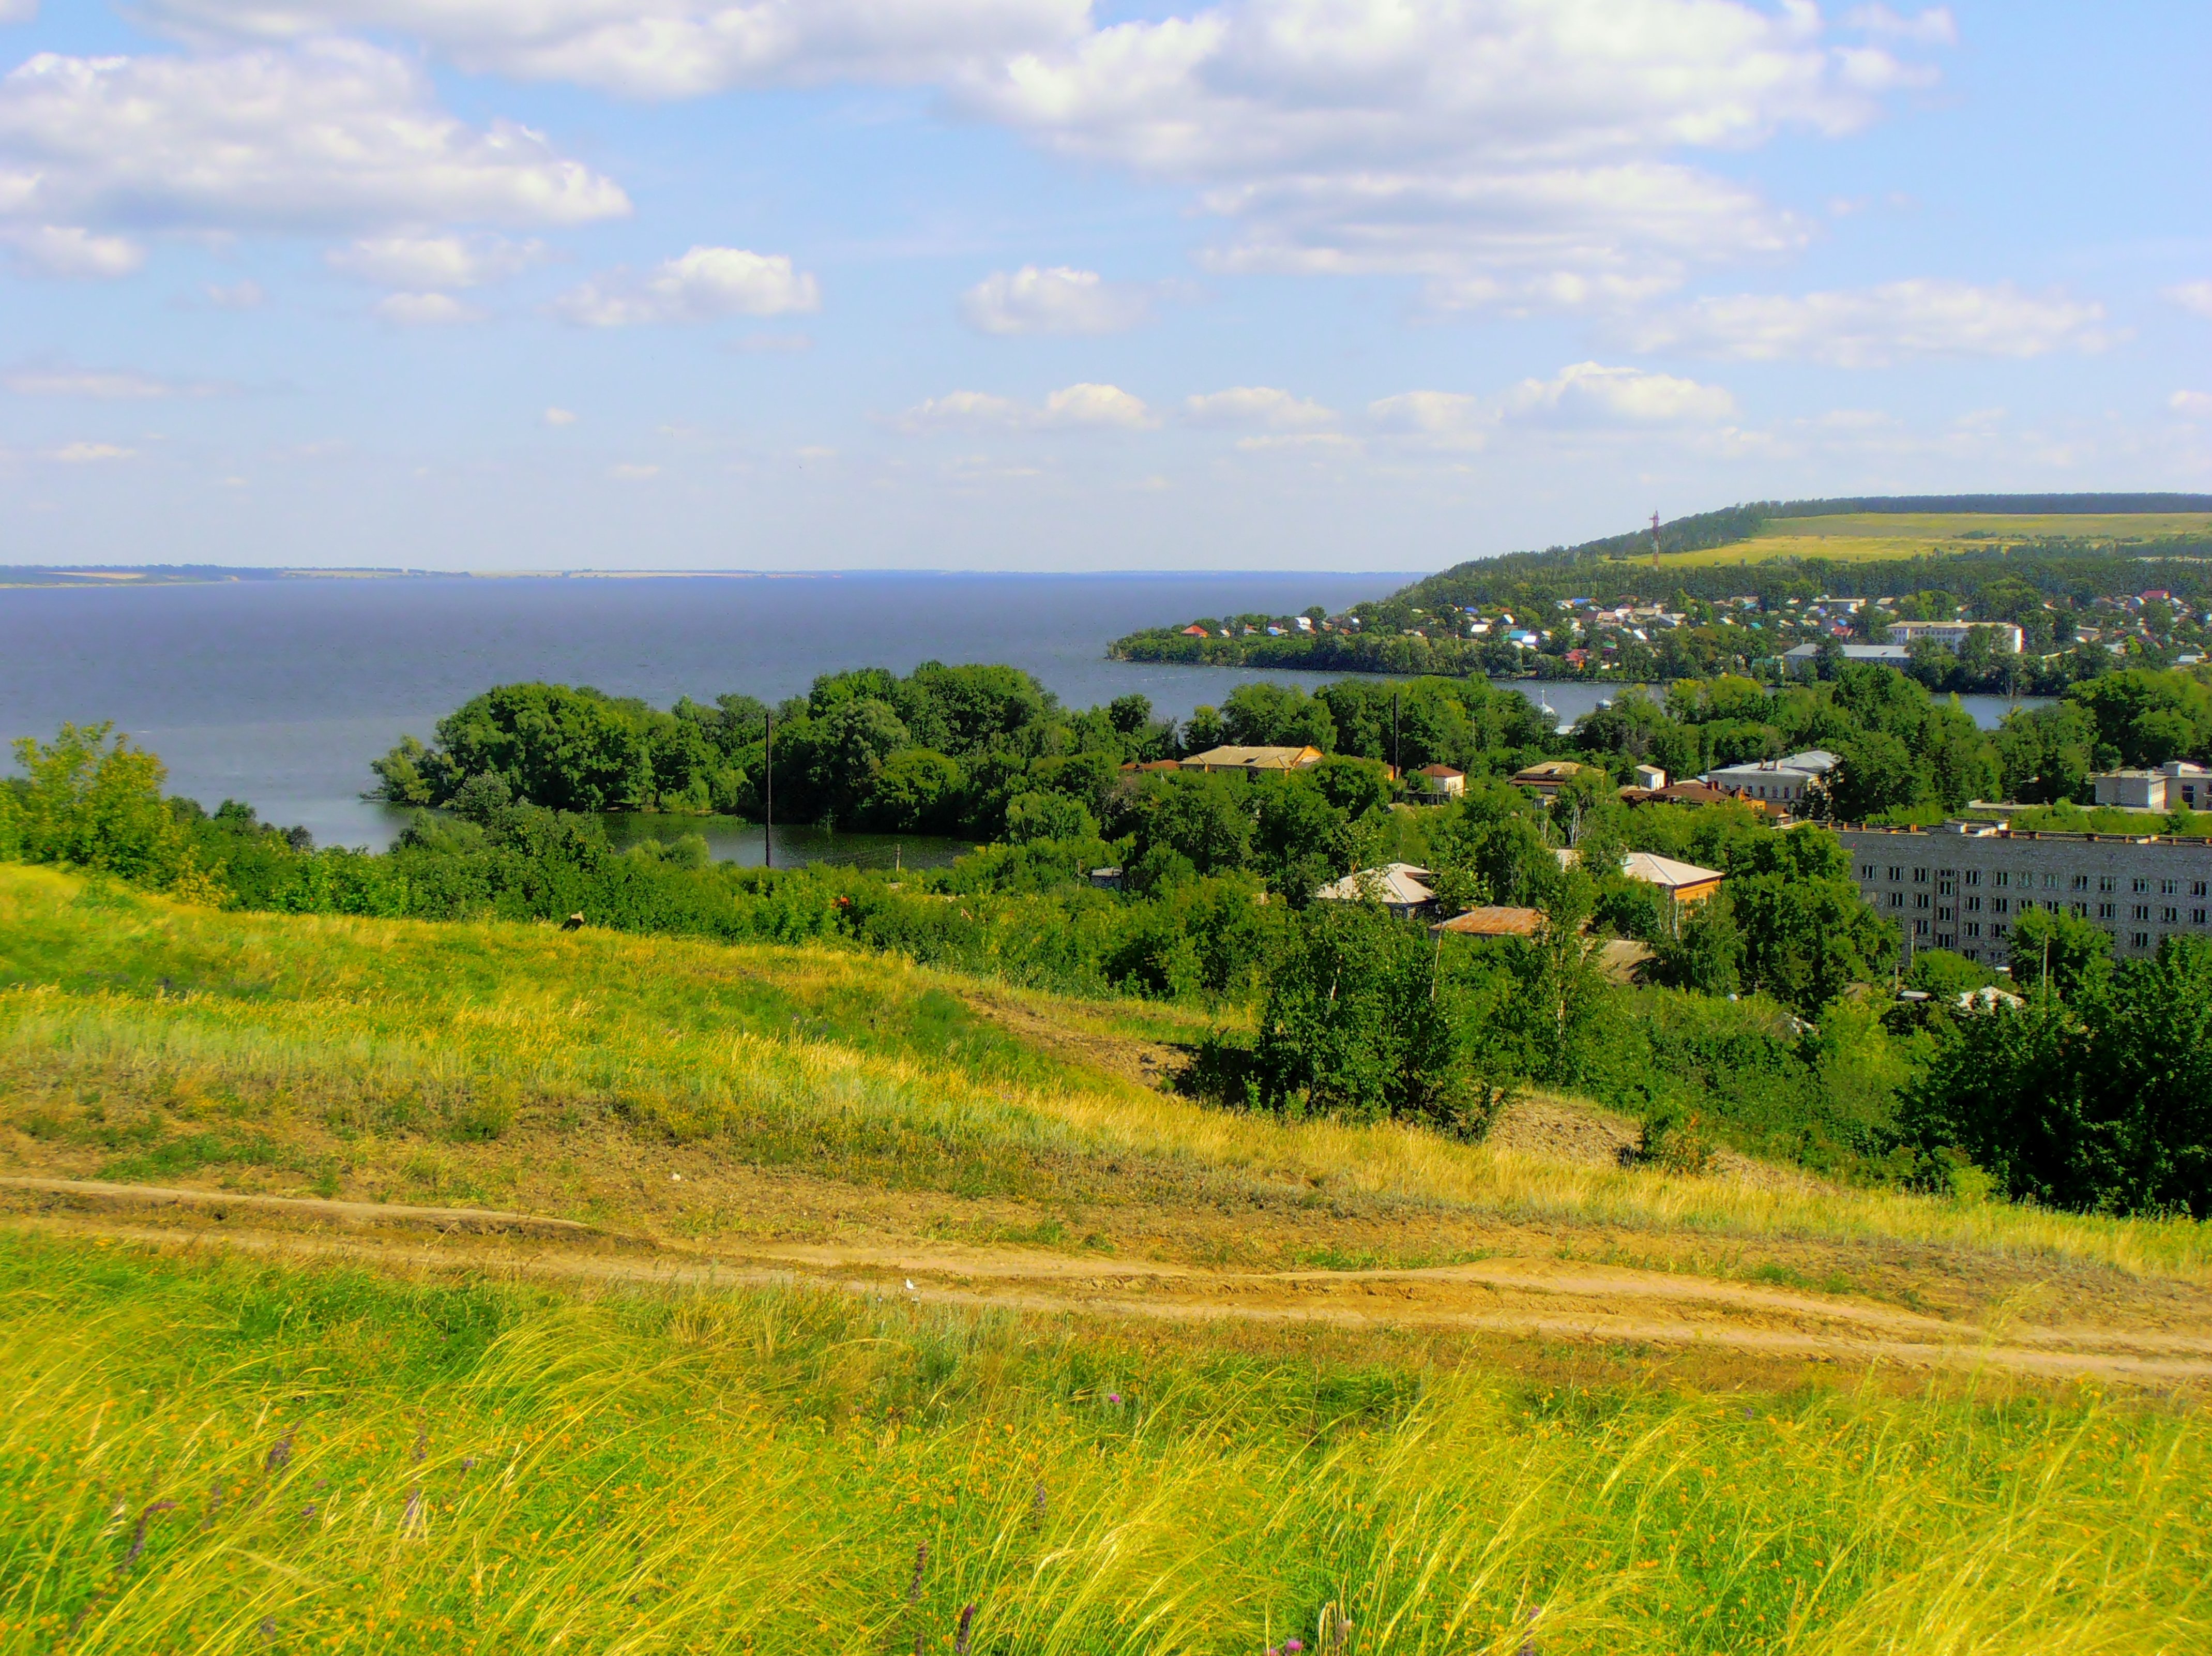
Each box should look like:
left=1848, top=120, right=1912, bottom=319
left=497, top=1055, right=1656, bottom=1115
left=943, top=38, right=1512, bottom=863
left=4, top=864, right=2208, bottom=1294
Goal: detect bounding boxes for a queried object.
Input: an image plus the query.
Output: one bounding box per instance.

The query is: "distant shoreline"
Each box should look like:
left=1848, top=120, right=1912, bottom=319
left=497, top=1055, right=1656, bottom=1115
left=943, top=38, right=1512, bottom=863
left=1, top=566, right=1423, bottom=590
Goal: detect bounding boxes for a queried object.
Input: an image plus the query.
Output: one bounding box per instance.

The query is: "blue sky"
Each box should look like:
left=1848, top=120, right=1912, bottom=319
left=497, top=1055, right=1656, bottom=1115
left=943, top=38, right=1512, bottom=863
left=1, top=0, right=2206, bottom=572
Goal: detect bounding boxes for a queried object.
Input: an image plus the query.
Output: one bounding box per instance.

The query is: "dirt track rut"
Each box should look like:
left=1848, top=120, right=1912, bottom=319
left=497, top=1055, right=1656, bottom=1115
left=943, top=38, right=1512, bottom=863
left=6, top=1178, right=2209, bottom=1386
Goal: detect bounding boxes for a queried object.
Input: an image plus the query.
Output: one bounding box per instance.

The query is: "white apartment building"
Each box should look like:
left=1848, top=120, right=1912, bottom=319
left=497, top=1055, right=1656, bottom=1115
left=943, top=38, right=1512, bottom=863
left=1884, top=620, right=2025, bottom=653
left=1840, top=822, right=2212, bottom=964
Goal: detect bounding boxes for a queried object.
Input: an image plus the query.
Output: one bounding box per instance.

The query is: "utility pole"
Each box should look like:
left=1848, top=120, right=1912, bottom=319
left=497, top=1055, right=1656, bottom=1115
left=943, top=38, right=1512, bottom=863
left=763, top=709, right=774, bottom=870
left=1391, top=687, right=1400, bottom=779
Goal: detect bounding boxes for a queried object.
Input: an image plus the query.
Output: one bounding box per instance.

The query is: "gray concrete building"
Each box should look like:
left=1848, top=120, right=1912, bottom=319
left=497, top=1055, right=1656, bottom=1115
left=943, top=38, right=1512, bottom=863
left=1838, top=823, right=2212, bottom=964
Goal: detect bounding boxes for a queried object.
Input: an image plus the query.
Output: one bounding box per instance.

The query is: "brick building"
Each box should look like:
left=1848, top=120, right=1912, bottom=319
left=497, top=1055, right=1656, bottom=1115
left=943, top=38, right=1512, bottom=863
left=1837, top=823, right=2212, bottom=965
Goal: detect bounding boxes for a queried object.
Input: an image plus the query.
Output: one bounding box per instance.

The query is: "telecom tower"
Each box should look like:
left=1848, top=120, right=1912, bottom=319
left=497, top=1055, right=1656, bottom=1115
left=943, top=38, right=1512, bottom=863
left=1650, top=510, right=1662, bottom=570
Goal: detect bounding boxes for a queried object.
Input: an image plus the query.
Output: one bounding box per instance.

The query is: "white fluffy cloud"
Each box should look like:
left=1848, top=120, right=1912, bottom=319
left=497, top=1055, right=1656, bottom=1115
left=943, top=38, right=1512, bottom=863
left=957, top=0, right=1947, bottom=298
left=375, top=292, right=482, bottom=325
left=1183, top=386, right=1335, bottom=429
left=898, top=381, right=1155, bottom=431
left=543, top=406, right=579, bottom=426
left=330, top=234, right=547, bottom=289
left=3, top=224, right=145, bottom=278
left=1504, top=360, right=1736, bottom=425
left=1845, top=6, right=1957, bottom=46
left=2173, top=391, right=2212, bottom=420
left=555, top=246, right=820, bottom=326
left=0, top=1, right=35, bottom=23
left=1626, top=280, right=2114, bottom=366
left=131, top=2, right=1947, bottom=303
left=48, top=441, right=134, bottom=462
left=1368, top=360, right=1734, bottom=446
left=961, top=265, right=1153, bottom=335
left=0, top=42, right=628, bottom=255
left=138, top=0, right=1090, bottom=98
left=2168, top=282, right=2212, bottom=321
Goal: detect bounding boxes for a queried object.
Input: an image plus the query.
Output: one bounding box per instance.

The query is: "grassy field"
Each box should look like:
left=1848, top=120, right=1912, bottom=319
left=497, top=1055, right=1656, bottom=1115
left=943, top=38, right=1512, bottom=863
left=4, top=864, right=2211, bottom=1650
left=5, top=865, right=2208, bottom=1288
left=2, top=1233, right=2206, bottom=1656
left=1654, top=510, right=2212, bottom=569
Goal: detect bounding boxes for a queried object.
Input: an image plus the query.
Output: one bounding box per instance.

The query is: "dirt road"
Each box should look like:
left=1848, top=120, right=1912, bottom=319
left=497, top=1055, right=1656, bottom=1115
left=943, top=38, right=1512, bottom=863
left=7, top=1177, right=2210, bottom=1386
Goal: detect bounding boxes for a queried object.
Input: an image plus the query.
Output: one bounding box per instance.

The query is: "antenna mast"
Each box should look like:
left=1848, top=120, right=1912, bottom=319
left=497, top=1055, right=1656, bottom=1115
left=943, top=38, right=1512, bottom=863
left=1650, top=510, right=1662, bottom=571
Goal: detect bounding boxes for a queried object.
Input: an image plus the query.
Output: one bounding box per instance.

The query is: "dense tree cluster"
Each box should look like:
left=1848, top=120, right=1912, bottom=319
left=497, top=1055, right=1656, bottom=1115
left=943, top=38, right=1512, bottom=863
left=13, top=651, right=2212, bottom=1218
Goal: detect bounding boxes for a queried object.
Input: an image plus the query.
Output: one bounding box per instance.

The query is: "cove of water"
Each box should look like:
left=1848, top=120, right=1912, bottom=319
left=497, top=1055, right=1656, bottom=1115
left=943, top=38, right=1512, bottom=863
left=0, top=573, right=2047, bottom=861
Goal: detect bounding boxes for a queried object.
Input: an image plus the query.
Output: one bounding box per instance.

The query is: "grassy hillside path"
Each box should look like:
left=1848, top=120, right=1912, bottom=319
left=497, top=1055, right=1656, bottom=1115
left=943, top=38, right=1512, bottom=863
left=9, top=1177, right=2209, bottom=1387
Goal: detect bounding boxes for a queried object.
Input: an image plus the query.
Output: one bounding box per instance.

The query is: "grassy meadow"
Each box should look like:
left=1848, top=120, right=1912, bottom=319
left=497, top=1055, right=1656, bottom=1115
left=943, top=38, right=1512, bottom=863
left=1, top=1232, right=2205, bottom=1656
left=5, top=863, right=2212, bottom=1651
left=5, top=864, right=2210, bottom=1285
left=1654, top=510, right=2212, bottom=569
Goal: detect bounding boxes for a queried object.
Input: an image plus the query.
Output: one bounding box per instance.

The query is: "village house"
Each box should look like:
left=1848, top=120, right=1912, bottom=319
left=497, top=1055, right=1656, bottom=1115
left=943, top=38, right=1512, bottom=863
left=1413, top=763, right=1465, bottom=797
left=1510, top=759, right=1596, bottom=797
left=1179, top=744, right=1325, bottom=776
left=1313, top=863, right=1437, bottom=919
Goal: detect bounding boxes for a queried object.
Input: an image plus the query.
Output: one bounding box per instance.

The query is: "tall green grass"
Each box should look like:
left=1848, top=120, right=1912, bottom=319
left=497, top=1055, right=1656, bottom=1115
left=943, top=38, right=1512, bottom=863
left=0, top=1233, right=2201, bottom=1654
left=6, top=864, right=2211, bottom=1280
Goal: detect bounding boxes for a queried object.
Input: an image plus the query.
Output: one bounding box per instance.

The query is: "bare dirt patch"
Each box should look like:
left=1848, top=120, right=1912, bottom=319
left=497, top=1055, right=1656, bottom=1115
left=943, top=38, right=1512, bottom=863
left=9, top=1184, right=2210, bottom=1389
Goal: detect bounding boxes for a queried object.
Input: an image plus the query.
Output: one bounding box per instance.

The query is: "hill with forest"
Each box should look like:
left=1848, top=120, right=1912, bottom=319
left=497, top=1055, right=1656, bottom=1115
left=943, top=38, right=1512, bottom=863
left=1112, top=493, right=2212, bottom=690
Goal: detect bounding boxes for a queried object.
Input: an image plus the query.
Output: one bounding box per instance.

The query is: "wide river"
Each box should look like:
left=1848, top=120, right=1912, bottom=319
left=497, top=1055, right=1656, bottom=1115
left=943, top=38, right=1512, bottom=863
left=0, top=573, right=2044, bottom=861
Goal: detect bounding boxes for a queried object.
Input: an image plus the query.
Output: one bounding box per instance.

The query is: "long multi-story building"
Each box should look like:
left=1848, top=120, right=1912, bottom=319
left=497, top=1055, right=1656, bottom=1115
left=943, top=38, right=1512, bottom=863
left=1837, top=823, right=2212, bottom=965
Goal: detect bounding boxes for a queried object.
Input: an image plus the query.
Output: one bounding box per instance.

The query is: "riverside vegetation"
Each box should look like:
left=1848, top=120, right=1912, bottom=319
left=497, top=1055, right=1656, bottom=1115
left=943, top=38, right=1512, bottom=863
left=3, top=667, right=2211, bottom=1650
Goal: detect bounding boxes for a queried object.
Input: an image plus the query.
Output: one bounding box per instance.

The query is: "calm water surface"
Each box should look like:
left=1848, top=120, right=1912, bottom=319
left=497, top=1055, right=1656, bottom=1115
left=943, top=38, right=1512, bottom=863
left=0, top=574, right=2046, bottom=860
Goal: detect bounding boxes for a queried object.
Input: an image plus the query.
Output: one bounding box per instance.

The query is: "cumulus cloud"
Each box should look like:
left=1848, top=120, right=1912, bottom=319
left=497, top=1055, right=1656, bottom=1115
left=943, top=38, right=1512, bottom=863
left=2168, top=282, right=2212, bottom=320
left=2173, top=391, right=2212, bottom=420
left=375, top=292, right=481, bottom=325
left=137, top=0, right=1091, bottom=98
left=1625, top=280, right=2114, bottom=365
left=132, top=3, right=1948, bottom=303
left=956, top=0, right=1949, bottom=299
left=1504, top=360, right=1736, bottom=425
left=555, top=246, right=819, bottom=326
left=6, top=363, right=214, bottom=398
left=610, top=462, right=661, bottom=480
left=960, top=265, right=1154, bottom=335
left=543, top=405, right=578, bottom=426
left=1845, top=5, right=1957, bottom=46
left=1183, top=386, right=1336, bottom=429
left=1367, top=360, right=1735, bottom=447
left=48, top=441, right=133, bottom=462
left=0, top=43, right=629, bottom=246
left=204, top=278, right=265, bottom=309
left=0, top=0, right=35, bottom=23
left=330, top=234, right=547, bottom=289
left=898, top=381, right=1154, bottom=432
left=3, top=225, right=145, bottom=278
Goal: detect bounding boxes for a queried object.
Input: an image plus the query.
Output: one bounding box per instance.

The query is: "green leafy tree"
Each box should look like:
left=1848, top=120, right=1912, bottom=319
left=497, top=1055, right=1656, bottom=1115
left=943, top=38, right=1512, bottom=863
left=2, top=722, right=219, bottom=899
left=2005, top=905, right=2112, bottom=1001
left=1251, top=903, right=1480, bottom=1131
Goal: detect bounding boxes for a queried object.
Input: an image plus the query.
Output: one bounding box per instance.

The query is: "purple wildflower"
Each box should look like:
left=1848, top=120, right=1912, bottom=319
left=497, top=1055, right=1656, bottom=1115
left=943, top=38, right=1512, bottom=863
left=1518, top=1607, right=1541, bottom=1656
left=1106, top=1392, right=1122, bottom=1405
left=413, top=1423, right=429, bottom=1464
left=1287, top=1643, right=1304, bottom=1652
left=908, top=1540, right=928, bottom=1604
left=954, top=1603, right=976, bottom=1655
left=203, top=1482, right=224, bottom=1530
left=1032, top=1482, right=1047, bottom=1522
left=461, top=1458, right=478, bottom=1472
left=259, top=1617, right=278, bottom=1646
left=264, top=1432, right=294, bottom=1475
